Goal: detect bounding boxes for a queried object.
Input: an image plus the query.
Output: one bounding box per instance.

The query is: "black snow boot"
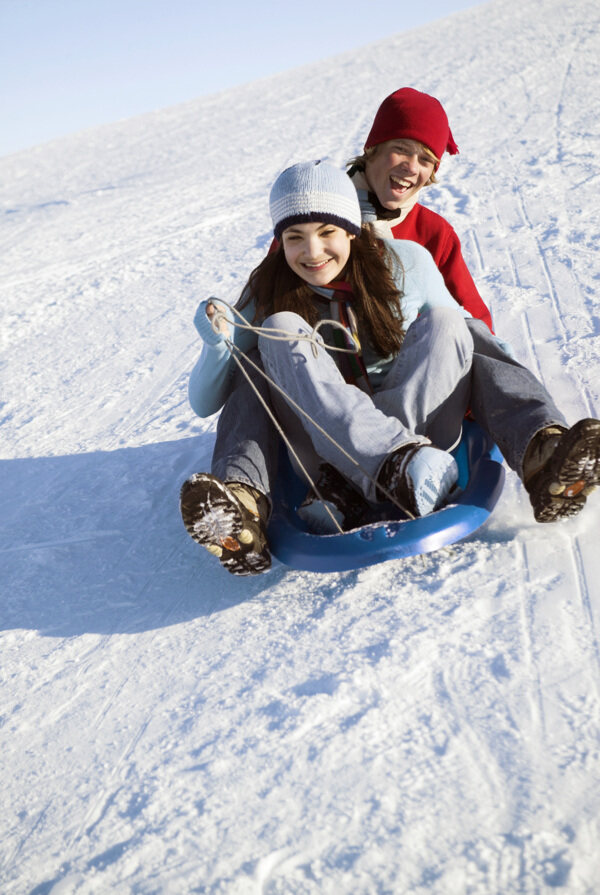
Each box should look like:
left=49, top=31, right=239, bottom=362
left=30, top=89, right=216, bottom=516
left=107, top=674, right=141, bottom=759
left=298, top=463, right=373, bottom=532
left=523, top=418, right=600, bottom=522
left=180, top=474, right=271, bottom=575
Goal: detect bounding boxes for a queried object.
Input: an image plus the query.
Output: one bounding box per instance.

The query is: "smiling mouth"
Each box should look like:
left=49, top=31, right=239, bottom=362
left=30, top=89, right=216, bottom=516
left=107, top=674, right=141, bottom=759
left=389, top=175, right=414, bottom=192
left=302, top=260, right=330, bottom=271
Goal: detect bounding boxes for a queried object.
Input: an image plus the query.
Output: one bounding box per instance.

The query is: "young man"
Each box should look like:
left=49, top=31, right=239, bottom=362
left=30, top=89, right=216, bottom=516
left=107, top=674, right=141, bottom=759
left=348, top=86, right=492, bottom=330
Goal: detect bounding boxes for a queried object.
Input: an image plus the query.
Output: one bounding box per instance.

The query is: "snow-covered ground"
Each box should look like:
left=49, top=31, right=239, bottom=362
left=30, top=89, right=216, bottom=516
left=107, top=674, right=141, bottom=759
left=2, top=0, right=600, bottom=891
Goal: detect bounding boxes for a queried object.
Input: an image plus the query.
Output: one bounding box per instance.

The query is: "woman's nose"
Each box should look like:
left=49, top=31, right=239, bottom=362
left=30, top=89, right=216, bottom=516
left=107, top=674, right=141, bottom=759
left=305, top=236, right=322, bottom=256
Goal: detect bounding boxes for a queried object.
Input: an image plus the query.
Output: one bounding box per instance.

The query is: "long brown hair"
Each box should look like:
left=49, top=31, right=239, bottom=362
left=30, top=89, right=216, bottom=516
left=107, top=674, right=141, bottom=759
left=238, top=226, right=405, bottom=357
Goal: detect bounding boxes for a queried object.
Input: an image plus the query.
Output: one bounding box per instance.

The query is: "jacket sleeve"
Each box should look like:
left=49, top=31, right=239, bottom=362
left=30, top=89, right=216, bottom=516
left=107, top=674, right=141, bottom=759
left=436, top=227, right=494, bottom=331
left=386, top=239, right=471, bottom=329
left=391, top=207, right=494, bottom=332
left=188, top=296, right=258, bottom=418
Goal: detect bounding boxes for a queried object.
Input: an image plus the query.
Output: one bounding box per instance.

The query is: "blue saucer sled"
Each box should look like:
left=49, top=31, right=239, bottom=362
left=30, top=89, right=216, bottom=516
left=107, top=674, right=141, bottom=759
left=267, top=421, right=505, bottom=573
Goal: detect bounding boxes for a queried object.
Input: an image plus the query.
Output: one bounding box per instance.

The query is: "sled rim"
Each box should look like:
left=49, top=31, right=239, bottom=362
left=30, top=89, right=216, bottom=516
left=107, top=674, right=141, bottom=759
left=268, top=421, right=505, bottom=573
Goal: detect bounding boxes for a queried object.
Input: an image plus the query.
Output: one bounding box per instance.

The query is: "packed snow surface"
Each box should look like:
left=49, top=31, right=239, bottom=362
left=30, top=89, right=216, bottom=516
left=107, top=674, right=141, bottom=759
left=2, top=0, right=600, bottom=891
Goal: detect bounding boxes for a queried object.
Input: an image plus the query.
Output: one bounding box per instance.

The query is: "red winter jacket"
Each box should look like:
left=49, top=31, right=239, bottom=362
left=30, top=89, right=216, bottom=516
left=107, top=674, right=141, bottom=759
left=389, top=204, right=493, bottom=332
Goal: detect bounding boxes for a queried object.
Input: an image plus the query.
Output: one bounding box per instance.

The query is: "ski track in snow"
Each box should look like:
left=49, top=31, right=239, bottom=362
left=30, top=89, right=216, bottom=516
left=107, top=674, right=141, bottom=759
left=2, top=0, right=600, bottom=892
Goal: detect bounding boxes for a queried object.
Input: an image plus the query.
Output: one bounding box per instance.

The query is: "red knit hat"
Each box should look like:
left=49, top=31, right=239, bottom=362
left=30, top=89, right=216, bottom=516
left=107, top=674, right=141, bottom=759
left=364, top=87, right=459, bottom=162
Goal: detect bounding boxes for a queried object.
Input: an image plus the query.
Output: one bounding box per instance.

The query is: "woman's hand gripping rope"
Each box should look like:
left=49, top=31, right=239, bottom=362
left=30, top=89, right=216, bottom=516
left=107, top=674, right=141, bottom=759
left=194, top=298, right=232, bottom=345
left=195, top=297, right=362, bottom=358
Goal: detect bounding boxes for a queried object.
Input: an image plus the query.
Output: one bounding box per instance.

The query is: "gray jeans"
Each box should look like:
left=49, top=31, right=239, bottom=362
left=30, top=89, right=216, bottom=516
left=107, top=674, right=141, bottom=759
left=466, top=318, right=566, bottom=476
left=258, top=307, right=472, bottom=501
left=211, top=311, right=567, bottom=497
left=211, top=348, right=279, bottom=501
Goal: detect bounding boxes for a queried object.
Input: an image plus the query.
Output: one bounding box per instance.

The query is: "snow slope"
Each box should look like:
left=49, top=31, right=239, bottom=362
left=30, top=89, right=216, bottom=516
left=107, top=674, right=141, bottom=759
left=2, top=0, right=600, bottom=891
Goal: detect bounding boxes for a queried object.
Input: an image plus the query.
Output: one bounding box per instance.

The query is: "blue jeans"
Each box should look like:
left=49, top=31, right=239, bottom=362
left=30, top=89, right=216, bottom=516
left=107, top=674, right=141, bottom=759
left=210, top=311, right=567, bottom=497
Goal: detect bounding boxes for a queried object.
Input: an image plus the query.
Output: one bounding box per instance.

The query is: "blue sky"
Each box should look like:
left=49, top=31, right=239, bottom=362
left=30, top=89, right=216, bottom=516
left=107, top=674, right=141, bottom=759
left=1, top=0, right=488, bottom=158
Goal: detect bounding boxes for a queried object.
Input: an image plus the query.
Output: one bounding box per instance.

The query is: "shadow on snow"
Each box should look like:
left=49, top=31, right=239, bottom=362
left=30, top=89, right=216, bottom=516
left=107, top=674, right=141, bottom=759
left=0, top=436, right=286, bottom=636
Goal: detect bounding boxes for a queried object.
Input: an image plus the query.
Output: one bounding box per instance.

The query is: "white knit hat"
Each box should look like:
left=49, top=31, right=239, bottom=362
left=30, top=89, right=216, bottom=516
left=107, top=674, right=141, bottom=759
left=269, top=160, right=362, bottom=240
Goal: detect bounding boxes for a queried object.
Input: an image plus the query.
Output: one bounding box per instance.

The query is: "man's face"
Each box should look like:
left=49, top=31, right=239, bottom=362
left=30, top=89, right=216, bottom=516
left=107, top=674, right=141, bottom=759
left=365, top=139, right=436, bottom=210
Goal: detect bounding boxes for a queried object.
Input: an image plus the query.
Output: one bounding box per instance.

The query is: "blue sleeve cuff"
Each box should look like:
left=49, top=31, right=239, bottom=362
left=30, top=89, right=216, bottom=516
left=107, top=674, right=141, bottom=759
left=193, top=299, right=233, bottom=346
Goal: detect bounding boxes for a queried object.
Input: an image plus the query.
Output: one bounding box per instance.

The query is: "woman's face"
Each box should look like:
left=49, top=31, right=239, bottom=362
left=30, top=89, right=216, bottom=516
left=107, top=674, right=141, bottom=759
left=281, top=222, right=354, bottom=286
left=365, top=139, right=436, bottom=210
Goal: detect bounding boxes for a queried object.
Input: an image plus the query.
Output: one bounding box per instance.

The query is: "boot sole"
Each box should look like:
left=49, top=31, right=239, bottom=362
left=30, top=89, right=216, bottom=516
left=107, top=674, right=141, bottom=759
left=529, top=418, right=600, bottom=523
left=180, top=474, right=271, bottom=575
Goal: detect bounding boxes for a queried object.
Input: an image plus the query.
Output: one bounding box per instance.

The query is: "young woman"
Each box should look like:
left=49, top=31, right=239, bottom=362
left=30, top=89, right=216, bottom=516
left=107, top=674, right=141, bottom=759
left=181, top=161, right=600, bottom=576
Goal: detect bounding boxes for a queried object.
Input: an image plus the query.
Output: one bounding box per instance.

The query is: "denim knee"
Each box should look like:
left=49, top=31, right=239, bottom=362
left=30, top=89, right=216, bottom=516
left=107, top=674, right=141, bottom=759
left=262, top=311, right=310, bottom=333
left=259, top=312, right=317, bottom=363
left=415, top=307, right=473, bottom=367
